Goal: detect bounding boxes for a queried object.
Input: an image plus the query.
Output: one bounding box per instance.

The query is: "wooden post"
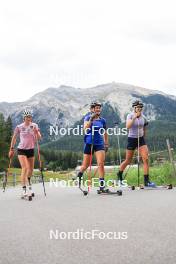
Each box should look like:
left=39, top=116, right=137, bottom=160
left=166, top=139, right=176, bottom=178
left=13, top=173, right=16, bottom=186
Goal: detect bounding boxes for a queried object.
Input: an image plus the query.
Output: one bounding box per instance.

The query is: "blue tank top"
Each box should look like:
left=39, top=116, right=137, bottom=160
left=84, top=116, right=107, bottom=145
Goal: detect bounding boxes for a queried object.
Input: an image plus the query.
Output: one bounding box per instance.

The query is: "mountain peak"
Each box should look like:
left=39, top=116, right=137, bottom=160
left=0, top=82, right=176, bottom=139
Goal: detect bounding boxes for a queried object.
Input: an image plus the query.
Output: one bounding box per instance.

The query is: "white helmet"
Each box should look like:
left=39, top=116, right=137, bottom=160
left=23, top=109, right=33, bottom=118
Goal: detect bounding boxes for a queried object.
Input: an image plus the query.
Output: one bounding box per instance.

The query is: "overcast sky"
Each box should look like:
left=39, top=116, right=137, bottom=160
left=0, top=0, right=176, bottom=102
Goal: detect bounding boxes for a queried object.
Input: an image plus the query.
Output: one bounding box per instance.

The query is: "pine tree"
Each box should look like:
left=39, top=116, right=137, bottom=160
left=0, top=113, right=9, bottom=170
left=0, top=113, right=6, bottom=158
left=5, top=116, right=13, bottom=145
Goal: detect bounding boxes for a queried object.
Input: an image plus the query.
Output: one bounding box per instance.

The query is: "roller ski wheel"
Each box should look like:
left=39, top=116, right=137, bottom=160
left=31, top=192, right=35, bottom=197
left=167, top=184, right=173, bottom=189
left=117, top=190, right=123, bottom=196
left=28, top=195, right=32, bottom=201
left=79, top=186, right=88, bottom=196
left=131, top=186, right=135, bottom=190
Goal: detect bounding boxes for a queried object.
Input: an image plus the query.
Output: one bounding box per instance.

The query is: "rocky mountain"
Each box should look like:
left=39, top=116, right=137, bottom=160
left=0, top=82, right=176, bottom=143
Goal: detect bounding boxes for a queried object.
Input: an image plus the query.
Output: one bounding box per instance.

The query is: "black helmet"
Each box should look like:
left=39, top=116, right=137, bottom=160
left=132, top=100, right=144, bottom=108
left=94, top=101, right=102, bottom=107
left=90, top=102, right=96, bottom=108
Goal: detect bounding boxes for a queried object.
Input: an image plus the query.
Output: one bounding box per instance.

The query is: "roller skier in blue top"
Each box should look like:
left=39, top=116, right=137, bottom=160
left=77, top=102, right=109, bottom=192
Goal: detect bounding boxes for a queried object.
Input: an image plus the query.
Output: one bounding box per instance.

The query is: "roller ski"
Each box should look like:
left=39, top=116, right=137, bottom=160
left=21, top=194, right=32, bottom=201
left=139, top=175, right=173, bottom=190
left=139, top=176, right=157, bottom=190
left=97, top=188, right=122, bottom=196
left=140, top=183, right=173, bottom=190
left=98, top=178, right=122, bottom=195
left=21, top=186, right=32, bottom=201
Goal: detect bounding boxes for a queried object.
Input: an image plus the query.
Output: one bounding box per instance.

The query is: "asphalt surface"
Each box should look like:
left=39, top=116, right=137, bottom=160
left=0, top=183, right=176, bottom=264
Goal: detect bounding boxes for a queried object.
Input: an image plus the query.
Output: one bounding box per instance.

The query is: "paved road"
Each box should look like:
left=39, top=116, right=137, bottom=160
left=0, top=184, right=176, bottom=264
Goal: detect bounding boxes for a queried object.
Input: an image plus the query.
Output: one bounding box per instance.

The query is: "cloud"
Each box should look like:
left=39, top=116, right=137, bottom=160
left=125, top=22, right=176, bottom=46
left=0, top=0, right=176, bottom=102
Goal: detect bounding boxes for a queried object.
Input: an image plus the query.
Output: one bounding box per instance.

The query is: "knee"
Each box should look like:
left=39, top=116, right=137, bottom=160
left=22, top=167, right=28, bottom=174
left=142, top=157, right=149, bottom=163
left=97, top=162, right=104, bottom=169
left=28, top=169, right=33, bottom=176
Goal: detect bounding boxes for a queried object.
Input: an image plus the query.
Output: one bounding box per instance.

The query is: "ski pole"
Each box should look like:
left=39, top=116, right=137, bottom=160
left=87, top=128, right=94, bottom=193
left=88, top=144, right=93, bottom=193
left=137, top=118, right=140, bottom=187
left=114, top=122, right=121, bottom=165
left=36, top=138, right=46, bottom=196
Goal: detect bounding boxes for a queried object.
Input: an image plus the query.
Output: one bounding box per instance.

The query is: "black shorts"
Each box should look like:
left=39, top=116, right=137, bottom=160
left=84, top=144, right=105, bottom=155
left=17, top=149, right=34, bottom=158
left=127, top=137, right=146, bottom=151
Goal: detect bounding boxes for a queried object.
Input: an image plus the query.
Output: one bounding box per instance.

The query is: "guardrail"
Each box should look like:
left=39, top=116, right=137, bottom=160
left=0, top=172, right=43, bottom=187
